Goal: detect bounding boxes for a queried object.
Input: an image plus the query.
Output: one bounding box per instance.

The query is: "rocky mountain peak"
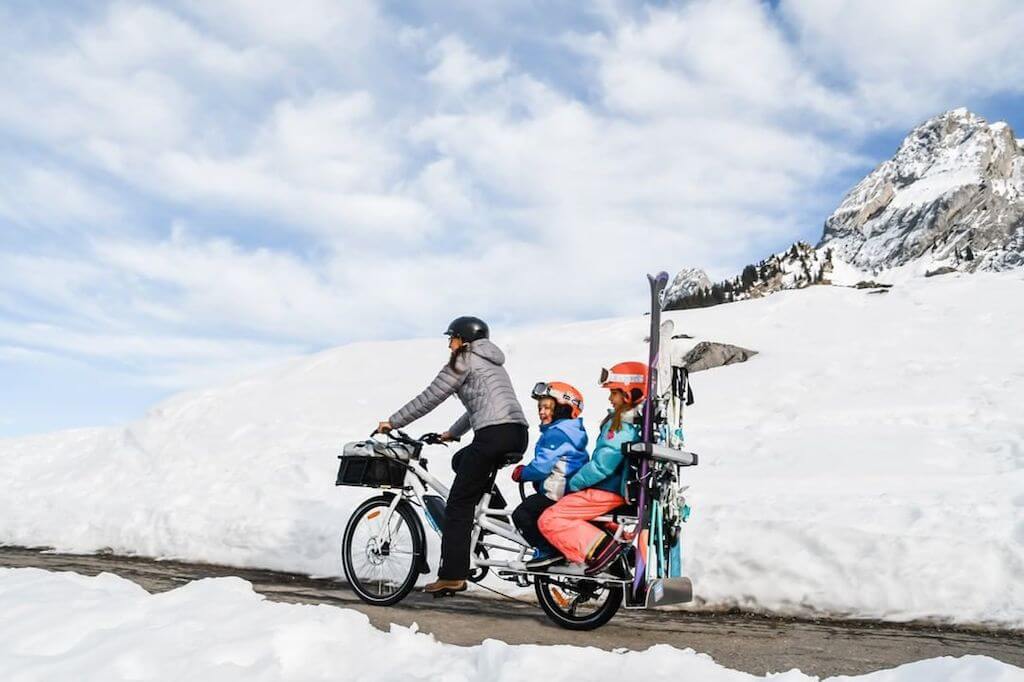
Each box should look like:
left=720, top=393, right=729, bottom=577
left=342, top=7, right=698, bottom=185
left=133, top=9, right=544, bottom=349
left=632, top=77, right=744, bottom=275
left=819, top=109, right=1024, bottom=273
left=665, top=109, right=1023, bottom=311
left=664, top=268, right=712, bottom=305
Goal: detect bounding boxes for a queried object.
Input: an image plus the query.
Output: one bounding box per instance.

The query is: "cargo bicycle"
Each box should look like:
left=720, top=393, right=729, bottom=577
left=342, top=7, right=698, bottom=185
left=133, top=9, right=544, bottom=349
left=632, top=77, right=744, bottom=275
left=335, top=428, right=697, bottom=630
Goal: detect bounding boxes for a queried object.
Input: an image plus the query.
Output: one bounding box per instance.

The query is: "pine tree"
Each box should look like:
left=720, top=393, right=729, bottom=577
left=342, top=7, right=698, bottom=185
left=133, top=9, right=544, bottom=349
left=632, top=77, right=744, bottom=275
left=741, top=264, right=757, bottom=288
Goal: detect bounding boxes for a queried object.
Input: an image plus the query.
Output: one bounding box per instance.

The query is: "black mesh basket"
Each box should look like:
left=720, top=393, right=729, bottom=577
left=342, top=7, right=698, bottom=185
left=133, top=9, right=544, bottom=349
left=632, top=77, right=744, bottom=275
left=336, top=455, right=407, bottom=489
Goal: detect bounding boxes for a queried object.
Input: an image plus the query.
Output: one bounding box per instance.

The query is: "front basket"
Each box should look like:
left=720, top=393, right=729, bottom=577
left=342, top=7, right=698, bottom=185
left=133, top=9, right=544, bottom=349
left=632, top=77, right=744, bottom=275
left=336, top=454, right=407, bottom=489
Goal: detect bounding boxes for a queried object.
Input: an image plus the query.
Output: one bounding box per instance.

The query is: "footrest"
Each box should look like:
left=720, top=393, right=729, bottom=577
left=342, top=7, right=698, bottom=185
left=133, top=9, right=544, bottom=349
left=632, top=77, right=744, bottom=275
left=644, top=577, right=693, bottom=607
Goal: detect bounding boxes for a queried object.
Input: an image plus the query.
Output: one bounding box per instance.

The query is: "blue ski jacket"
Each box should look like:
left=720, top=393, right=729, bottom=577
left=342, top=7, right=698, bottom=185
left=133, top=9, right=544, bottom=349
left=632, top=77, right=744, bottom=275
left=567, top=410, right=640, bottom=497
left=519, top=417, right=589, bottom=499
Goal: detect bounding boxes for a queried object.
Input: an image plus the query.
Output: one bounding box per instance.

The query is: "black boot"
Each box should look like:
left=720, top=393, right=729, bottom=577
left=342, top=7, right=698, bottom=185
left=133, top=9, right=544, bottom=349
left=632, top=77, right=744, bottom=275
left=584, top=534, right=624, bottom=576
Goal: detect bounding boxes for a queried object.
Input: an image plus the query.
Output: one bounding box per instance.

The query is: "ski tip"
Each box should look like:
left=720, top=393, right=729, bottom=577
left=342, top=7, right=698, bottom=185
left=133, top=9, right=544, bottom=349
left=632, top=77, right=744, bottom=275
left=647, top=271, right=670, bottom=285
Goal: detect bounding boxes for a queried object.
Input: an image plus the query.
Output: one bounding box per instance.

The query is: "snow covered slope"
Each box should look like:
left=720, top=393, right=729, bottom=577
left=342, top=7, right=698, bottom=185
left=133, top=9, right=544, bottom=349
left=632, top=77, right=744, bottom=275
left=821, top=108, right=1024, bottom=274
left=2, top=272, right=1023, bottom=627
left=2, top=568, right=1021, bottom=681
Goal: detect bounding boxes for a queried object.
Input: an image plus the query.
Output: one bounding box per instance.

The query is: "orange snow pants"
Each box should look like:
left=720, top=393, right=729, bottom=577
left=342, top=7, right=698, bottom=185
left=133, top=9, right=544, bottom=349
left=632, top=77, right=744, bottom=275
left=538, top=488, right=626, bottom=564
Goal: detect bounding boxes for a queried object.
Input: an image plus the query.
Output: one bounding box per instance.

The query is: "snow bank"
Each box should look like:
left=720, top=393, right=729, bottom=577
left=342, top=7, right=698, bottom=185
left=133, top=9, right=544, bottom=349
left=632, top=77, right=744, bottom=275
left=1, top=272, right=1023, bottom=627
left=2, top=568, right=1020, bottom=682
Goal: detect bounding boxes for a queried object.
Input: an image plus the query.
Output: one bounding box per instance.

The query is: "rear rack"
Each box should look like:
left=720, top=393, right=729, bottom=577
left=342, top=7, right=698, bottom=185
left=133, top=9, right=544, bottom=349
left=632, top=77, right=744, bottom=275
left=622, top=441, right=699, bottom=466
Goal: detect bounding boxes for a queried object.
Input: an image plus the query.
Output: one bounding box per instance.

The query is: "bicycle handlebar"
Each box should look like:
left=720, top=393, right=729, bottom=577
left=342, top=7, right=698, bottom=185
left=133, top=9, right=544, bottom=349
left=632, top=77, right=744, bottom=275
left=370, top=428, right=459, bottom=447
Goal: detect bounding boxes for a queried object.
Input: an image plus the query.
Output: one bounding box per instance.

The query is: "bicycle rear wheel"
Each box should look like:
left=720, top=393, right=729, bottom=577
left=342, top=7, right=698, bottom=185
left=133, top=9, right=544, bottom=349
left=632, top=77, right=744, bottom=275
left=535, top=575, right=623, bottom=630
left=342, top=495, right=424, bottom=606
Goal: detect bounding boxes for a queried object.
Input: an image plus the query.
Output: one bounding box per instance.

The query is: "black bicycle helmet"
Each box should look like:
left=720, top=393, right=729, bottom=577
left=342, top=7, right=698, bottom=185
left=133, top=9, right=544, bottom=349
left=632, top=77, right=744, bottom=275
left=445, top=316, right=489, bottom=342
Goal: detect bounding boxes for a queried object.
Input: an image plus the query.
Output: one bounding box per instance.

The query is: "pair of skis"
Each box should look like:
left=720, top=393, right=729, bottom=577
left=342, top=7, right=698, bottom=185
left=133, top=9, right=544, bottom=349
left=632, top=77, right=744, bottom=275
left=633, top=271, right=669, bottom=599
left=633, top=272, right=695, bottom=597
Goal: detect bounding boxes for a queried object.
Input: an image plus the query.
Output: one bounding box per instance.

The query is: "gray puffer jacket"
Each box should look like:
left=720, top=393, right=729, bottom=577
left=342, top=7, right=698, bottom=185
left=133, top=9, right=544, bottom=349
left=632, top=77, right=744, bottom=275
left=389, top=339, right=527, bottom=438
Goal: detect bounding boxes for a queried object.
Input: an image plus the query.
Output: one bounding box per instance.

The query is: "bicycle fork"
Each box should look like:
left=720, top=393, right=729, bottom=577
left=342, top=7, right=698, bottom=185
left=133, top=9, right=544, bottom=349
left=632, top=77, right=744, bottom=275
left=365, top=492, right=405, bottom=555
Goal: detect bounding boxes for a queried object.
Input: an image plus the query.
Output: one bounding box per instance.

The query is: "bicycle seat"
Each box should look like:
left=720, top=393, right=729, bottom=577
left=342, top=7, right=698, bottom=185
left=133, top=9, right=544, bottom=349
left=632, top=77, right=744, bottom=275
left=609, top=504, right=638, bottom=520
left=499, top=452, right=523, bottom=467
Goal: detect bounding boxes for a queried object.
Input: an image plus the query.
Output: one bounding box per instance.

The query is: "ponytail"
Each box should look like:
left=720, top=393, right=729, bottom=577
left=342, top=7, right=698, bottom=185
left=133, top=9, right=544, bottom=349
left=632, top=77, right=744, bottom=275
left=448, top=344, right=469, bottom=371
left=601, top=400, right=634, bottom=434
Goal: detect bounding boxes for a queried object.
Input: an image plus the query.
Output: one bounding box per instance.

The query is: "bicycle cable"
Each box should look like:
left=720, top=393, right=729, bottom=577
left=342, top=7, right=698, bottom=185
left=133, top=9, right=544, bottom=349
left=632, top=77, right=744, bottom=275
left=470, top=580, right=535, bottom=606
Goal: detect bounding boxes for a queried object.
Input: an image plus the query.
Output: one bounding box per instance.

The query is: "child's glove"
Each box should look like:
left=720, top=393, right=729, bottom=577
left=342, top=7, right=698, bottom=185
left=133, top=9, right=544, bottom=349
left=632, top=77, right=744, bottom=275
left=511, top=464, right=525, bottom=482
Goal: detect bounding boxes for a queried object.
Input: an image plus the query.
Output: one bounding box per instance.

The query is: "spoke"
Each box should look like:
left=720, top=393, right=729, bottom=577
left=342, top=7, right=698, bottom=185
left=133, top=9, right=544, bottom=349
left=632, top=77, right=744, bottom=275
left=347, top=502, right=420, bottom=597
left=351, top=554, right=371, bottom=575
left=383, top=559, right=406, bottom=586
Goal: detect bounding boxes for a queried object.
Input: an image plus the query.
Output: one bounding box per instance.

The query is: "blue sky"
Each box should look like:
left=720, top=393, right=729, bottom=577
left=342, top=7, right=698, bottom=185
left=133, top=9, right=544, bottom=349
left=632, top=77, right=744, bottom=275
left=2, top=0, right=1024, bottom=437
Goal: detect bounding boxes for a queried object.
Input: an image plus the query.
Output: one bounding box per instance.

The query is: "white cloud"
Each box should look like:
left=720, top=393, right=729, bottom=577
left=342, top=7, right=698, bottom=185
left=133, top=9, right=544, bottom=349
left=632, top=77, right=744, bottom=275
left=179, top=0, right=383, bottom=51
left=579, top=1, right=855, bottom=127
left=0, top=4, right=277, bottom=152
left=72, top=3, right=279, bottom=79
left=780, top=0, right=1024, bottom=128
left=0, top=165, right=124, bottom=229
left=0, top=4, right=439, bottom=241
left=426, top=36, right=510, bottom=94
left=92, top=229, right=350, bottom=340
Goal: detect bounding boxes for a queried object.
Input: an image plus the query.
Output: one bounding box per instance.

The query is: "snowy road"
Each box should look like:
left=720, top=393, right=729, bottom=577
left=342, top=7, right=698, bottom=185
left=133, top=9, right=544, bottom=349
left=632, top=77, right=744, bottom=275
left=3, top=546, right=1021, bottom=678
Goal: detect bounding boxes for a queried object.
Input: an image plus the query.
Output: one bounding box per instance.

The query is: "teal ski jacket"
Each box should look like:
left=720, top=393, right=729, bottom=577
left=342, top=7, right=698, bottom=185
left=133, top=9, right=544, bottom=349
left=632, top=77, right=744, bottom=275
left=567, top=409, right=640, bottom=497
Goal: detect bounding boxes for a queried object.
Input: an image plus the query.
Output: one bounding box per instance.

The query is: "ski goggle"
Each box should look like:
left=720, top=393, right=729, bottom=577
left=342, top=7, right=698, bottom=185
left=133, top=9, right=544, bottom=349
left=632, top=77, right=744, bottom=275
left=531, top=382, right=583, bottom=410
left=598, top=369, right=646, bottom=385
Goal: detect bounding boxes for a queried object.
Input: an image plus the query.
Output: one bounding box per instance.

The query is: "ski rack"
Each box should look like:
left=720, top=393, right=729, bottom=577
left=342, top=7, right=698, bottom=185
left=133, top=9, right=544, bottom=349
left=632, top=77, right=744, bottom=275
left=622, top=439, right=697, bottom=609
left=625, top=270, right=698, bottom=610
left=622, top=442, right=699, bottom=467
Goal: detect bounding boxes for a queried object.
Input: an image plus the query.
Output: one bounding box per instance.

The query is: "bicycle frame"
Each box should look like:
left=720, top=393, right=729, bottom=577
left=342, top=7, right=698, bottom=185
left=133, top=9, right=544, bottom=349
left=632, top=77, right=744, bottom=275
left=404, top=457, right=537, bottom=572
left=366, top=451, right=634, bottom=585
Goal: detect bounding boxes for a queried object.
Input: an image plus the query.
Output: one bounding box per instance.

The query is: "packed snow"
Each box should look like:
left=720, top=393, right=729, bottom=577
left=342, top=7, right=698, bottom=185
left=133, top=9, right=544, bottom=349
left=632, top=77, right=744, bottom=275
left=1, top=272, right=1023, bottom=628
left=886, top=169, right=981, bottom=209
left=2, top=568, right=1021, bottom=682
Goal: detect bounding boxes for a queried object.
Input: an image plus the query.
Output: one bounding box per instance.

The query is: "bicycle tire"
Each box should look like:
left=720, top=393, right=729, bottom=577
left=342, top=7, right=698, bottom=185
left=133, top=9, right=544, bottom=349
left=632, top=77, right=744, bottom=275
left=535, top=575, right=623, bottom=630
left=342, top=495, right=425, bottom=606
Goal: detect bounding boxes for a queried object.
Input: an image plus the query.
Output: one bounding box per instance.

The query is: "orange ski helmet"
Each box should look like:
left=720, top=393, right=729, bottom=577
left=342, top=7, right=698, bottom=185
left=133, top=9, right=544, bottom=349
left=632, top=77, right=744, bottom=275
left=531, top=381, right=584, bottom=418
left=599, top=361, right=648, bottom=404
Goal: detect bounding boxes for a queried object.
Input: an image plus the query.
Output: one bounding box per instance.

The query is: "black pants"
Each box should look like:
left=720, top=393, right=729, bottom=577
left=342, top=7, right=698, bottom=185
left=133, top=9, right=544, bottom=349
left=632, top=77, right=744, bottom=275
left=438, top=422, right=528, bottom=580
left=512, top=492, right=556, bottom=550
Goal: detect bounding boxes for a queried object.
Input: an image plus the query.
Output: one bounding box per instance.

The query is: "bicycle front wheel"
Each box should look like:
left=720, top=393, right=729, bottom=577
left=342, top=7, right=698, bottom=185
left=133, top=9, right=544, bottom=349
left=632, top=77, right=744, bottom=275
left=342, top=495, right=424, bottom=606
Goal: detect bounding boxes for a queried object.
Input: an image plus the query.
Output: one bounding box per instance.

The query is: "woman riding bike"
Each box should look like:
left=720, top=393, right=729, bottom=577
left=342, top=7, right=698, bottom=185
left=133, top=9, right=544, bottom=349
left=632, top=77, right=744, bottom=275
left=378, top=316, right=528, bottom=596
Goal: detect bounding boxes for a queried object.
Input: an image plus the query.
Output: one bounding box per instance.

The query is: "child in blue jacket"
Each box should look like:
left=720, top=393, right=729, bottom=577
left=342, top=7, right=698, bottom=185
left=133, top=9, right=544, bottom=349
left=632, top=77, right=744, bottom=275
left=510, top=382, right=589, bottom=562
